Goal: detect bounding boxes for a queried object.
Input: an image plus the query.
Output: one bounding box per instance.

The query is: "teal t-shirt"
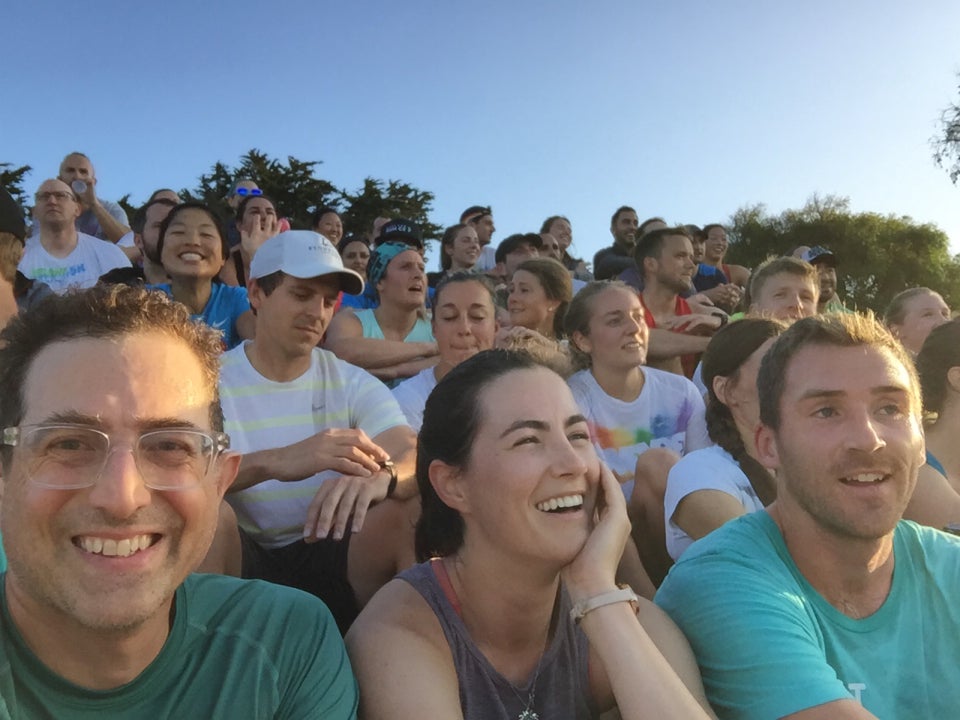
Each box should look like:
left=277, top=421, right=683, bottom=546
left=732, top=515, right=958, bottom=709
left=0, top=574, right=358, bottom=718
left=0, top=532, right=5, bottom=574
left=656, top=513, right=960, bottom=719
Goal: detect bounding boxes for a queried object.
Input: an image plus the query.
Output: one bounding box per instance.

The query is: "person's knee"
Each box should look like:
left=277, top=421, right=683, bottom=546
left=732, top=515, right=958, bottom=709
left=634, top=447, right=680, bottom=497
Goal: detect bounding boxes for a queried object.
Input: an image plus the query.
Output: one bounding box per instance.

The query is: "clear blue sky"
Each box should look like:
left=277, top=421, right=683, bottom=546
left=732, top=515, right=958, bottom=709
left=6, top=0, right=960, bottom=267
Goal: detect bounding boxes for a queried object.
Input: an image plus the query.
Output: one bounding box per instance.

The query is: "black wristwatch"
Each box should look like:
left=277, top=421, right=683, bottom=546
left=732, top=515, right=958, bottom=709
left=711, top=311, right=729, bottom=328
left=379, top=459, right=398, bottom=497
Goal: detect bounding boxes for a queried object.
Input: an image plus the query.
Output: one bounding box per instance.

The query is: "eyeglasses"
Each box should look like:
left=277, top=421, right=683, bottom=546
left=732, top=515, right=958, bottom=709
left=35, top=191, right=76, bottom=202
left=2, top=424, right=231, bottom=491
left=234, top=188, right=262, bottom=197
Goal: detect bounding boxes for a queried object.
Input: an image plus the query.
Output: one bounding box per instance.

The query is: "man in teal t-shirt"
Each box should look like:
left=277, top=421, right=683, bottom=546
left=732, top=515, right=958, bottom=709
left=656, top=313, right=960, bottom=719
left=0, top=285, right=357, bottom=718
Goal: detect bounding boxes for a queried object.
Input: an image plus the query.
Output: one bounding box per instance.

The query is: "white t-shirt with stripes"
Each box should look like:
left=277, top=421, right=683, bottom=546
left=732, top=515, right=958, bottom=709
left=220, top=343, right=408, bottom=548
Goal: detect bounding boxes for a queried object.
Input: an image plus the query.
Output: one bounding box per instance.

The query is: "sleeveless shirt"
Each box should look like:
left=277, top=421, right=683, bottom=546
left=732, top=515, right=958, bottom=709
left=399, top=560, right=596, bottom=719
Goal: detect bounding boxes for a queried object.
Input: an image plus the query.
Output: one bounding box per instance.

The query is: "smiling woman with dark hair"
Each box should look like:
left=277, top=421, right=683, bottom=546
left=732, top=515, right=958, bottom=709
left=346, top=350, right=715, bottom=719
left=151, top=202, right=255, bottom=350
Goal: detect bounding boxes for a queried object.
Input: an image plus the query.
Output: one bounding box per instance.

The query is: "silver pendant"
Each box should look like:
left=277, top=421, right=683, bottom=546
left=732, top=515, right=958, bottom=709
left=518, top=710, right=539, bottom=720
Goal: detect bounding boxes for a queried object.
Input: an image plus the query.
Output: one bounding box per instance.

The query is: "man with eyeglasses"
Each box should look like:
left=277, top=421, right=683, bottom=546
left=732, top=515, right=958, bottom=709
left=18, top=179, right=130, bottom=293
left=0, top=284, right=358, bottom=717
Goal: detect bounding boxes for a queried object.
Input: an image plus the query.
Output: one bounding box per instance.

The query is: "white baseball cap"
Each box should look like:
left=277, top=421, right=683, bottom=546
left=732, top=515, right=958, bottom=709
left=249, top=230, right=364, bottom=295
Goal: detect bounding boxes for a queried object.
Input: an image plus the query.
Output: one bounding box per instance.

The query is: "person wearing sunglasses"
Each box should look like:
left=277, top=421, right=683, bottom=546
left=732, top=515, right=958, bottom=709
left=0, top=284, right=358, bottom=717
left=224, top=179, right=262, bottom=249
left=19, top=179, right=130, bottom=294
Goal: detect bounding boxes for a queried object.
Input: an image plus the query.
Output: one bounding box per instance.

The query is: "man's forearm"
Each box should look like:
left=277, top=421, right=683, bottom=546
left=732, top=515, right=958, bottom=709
left=646, top=328, right=710, bottom=361
left=91, top=202, right=131, bottom=243
left=229, top=448, right=285, bottom=492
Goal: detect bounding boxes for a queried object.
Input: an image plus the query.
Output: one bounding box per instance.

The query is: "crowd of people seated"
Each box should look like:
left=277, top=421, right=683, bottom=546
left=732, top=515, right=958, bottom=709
left=0, top=151, right=959, bottom=718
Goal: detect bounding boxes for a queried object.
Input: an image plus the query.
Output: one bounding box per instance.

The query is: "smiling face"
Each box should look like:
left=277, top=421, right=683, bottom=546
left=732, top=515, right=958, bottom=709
left=757, top=343, right=924, bottom=541
left=376, top=249, right=427, bottom=309
left=432, top=280, right=497, bottom=370
left=508, top=269, right=555, bottom=337
left=314, top=212, right=343, bottom=244
left=1, top=333, right=237, bottom=634
left=890, top=291, right=951, bottom=355
left=574, top=286, right=649, bottom=372
left=611, top=210, right=639, bottom=250
left=453, top=367, right=599, bottom=564
left=160, top=208, right=225, bottom=281
left=703, top=226, right=728, bottom=263
left=447, top=226, right=481, bottom=271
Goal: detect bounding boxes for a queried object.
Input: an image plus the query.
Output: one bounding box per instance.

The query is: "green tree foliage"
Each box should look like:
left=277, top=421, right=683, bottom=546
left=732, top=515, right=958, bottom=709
left=727, top=195, right=960, bottom=313
left=339, top=178, right=442, bottom=242
left=1, top=163, right=32, bottom=208
left=182, top=150, right=339, bottom=229
left=176, top=150, right=440, bottom=245
left=117, top=194, right=136, bottom=222
left=933, top=77, right=960, bottom=184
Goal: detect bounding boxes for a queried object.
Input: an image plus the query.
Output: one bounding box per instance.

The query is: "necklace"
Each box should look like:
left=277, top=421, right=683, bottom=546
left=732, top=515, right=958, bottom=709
left=509, top=651, right=544, bottom=720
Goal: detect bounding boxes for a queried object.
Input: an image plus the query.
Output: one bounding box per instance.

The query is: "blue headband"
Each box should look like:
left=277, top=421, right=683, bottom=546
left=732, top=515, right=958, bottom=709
left=367, top=241, right=412, bottom=290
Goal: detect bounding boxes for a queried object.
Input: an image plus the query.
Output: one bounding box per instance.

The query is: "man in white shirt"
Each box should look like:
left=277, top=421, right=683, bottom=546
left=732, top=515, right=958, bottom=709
left=216, top=230, right=418, bottom=631
left=19, top=179, right=129, bottom=293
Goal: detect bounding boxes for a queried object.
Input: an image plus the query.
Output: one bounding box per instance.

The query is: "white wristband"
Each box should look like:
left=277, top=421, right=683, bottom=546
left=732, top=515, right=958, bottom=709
left=569, top=585, right=639, bottom=624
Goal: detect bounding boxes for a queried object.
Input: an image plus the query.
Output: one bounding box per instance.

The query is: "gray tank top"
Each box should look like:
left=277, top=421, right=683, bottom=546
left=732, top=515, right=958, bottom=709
left=399, top=560, right=596, bottom=719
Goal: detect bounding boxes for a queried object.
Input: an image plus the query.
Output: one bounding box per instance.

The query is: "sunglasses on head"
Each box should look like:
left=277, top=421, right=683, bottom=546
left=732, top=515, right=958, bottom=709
left=234, top=188, right=262, bottom=197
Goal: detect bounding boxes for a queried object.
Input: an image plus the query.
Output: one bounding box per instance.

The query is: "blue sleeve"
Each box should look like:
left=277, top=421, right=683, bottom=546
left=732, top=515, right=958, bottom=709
left=655, top=546, right=853, bottom=719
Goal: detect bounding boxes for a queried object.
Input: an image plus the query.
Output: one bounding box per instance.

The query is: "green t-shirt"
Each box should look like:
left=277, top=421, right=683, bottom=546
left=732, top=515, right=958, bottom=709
left=0, top=574, right=358, bottom=719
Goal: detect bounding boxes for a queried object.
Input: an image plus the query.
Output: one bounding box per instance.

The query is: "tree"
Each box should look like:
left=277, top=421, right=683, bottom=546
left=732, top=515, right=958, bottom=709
left=176, top=150, right=440, bottom=246
left=1, top=163, right=32, bottom=209
left=182, top=149, right=339, bottom=230
left=339, top=178, right=442, bottom=243
left=727, top=194, right=960, bottom=313
left=933, top=76, right=960, bottom=184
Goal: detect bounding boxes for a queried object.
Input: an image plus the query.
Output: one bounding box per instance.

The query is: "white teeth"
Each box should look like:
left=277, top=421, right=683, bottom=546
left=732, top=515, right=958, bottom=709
left=536, top=494, right=584, bottom=512
left=846, top=473, right=884, bottom=484
left=180, top=252, right=202, bottom=261
left=79, top=534, right=154, bottom=557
